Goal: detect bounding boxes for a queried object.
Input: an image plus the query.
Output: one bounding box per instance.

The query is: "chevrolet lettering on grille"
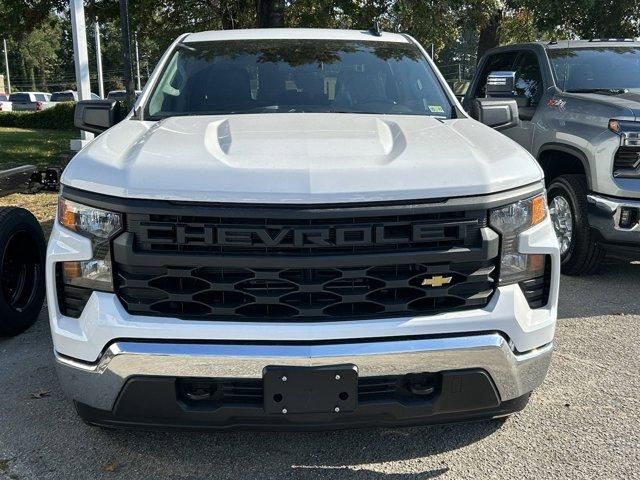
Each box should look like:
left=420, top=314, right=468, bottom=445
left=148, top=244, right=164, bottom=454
left=139, top=223, right=467, bottom=248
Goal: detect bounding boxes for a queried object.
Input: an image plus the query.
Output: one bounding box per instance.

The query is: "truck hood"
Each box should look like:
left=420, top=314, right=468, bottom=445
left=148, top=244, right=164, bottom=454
left=564, top=91, right=640, bottom=118
left=62, top=113, right=542, bottom=204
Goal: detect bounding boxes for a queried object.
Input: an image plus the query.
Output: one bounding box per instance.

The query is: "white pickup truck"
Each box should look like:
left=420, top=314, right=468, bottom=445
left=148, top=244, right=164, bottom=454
left=48, top=28, right=560, bottom=429
left=9, top=91, right=55, bottom=112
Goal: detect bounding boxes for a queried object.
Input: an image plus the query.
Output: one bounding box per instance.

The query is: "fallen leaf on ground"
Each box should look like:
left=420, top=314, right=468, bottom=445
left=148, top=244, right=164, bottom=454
left=102, top=463, right=119, bottom=473
left=30, top=389, right=50, bottom=399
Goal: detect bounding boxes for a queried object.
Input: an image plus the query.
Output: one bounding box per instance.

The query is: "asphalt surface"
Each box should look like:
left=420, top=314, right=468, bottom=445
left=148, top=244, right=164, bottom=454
left=1, top=259, right=639, bottom=480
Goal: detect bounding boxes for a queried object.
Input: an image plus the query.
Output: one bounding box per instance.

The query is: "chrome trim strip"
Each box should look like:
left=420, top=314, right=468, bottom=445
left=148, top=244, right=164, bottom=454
left=55, top=333, right=553, bottom=411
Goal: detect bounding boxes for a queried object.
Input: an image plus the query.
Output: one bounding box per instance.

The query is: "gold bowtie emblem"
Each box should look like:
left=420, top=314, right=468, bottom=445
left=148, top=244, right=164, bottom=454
left=421, top=275, right=453, bottom=288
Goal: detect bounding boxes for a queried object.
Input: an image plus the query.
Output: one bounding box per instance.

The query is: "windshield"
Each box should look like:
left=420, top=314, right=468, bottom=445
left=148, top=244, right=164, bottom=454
left=9, top=93, right=31, bottom=102
left=51, top=92, right=76, bottom=102
left=549, top=47, right=640, bottom=91
left=108, top=91, right=126, bottom=100
left=145, top=39, right=453, bottom=119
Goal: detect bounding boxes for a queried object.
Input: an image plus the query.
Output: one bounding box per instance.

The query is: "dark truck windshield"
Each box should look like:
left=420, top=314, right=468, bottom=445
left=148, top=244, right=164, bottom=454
left=549, top=47, right=640, bottom=92
left=51, top=92, right=76, bottom=102
left=146, top=39, right=452, bottom=119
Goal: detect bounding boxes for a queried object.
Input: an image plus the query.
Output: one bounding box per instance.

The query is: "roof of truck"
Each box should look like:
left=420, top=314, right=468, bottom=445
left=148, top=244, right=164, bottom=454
left=497, top=39, right=640, bottom=50
left=184, top=28, right=409, bottom=44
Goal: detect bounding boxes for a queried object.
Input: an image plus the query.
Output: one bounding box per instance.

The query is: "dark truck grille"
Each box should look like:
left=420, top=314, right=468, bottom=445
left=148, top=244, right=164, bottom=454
left=614, top=146, right=640, bottom=178
left=126, top=210, right=484, bottom=255
left=116, top=260, right=495, bottom=320
left=112, top=204, right=498, bottom=321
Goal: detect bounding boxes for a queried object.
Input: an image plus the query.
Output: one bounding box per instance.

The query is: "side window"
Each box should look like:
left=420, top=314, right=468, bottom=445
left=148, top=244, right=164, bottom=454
left=513, top=52, right=543, bottom=106
left=474, top=51, right=518, bottom=98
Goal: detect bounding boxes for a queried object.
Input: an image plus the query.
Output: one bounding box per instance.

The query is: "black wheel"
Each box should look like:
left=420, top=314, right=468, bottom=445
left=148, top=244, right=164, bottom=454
left=547, top=174, right=605, bottom=276
left=0, top=207, right=46, bottom=336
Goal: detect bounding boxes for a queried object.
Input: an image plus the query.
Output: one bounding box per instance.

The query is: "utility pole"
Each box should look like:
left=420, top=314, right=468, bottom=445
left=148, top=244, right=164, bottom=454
left=70, top=0, right=93, bottom=148
left=2, top=39, right=10, bottom=94
left=119, top=0, right=136, bottom=109
left=95, top=19, right=104, bottom=98
left=134, top=31, right=141, bottom=91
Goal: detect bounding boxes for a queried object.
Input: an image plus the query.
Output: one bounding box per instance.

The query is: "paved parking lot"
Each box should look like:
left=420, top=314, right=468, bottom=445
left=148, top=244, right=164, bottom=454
left=1, top=259, right=638, bottom=480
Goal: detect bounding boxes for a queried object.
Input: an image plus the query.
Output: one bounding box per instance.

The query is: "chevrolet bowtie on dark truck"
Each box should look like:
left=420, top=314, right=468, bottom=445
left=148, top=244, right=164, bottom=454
left=464, top=39, right=640, bottom=275
left=48, top=28, right=560, bottom=429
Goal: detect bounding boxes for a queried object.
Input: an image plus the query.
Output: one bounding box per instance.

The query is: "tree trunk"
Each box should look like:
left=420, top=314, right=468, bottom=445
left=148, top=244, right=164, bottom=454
left=256, top=0, right=285, bottom=28
left=476, top=10, right=502, bottom=63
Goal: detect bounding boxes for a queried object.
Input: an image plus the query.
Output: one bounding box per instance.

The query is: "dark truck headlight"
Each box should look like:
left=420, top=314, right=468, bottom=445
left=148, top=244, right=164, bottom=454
left=490, top=193, right=548, bottom=285
left=58, top=197, right=122, bottom=292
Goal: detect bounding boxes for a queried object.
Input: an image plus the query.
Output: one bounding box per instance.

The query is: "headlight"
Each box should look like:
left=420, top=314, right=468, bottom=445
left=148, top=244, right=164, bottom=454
left=58, top=197, right=122, bottom=239
left=57, top=197, right=122, bottom=292
left=608, top=119, right=640, bottom=146
left=490, top=193, right=547, bottom=285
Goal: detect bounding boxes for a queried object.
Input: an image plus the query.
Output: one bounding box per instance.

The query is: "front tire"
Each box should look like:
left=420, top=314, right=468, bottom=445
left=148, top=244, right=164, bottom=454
left=547, top=174, right=605, bottom=275
left=0, top=207, right=46, bottom=336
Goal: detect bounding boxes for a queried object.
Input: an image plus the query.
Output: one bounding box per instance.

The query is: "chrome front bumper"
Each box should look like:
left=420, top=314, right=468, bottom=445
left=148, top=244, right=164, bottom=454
left=588, top=193, right=640, bottom=247
left=55, top=333, right=553, bottom=412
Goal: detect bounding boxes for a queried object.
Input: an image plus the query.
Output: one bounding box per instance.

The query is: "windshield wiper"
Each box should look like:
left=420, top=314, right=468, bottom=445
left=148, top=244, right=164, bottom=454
left=565, top=88, right=629, bottom=95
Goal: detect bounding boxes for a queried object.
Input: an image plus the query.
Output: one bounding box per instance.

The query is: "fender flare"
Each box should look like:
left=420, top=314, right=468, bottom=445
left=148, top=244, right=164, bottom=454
left=536, top=143, right=592, bottom=190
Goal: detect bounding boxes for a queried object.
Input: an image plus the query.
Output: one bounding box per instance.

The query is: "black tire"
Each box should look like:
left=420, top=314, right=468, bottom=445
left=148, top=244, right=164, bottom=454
left=0, top=207, right=46, bottom=336
left=547, top=174, right=605, bottom=276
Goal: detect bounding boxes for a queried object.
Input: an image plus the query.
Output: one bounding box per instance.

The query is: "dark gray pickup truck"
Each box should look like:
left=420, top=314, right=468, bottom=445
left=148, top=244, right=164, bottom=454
left=464, top=39, right=640, bottom=274
left=0, top=166, right=46, bottom=336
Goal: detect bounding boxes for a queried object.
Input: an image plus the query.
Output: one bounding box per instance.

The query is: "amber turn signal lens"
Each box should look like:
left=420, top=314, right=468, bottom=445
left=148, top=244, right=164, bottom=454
left=528, top=253, right=546, bottom=275
left=58, top=198, right=77, bottom=232
left=62, top=261, right=82, bottom=280
left=608, top=119, right=620, bottom=134
left=531, top=194, right=547, bottom=227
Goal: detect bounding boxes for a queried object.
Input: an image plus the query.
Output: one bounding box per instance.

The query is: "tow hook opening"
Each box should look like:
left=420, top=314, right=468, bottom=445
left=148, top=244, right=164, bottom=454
left=180, top=379, right=219, bottom=401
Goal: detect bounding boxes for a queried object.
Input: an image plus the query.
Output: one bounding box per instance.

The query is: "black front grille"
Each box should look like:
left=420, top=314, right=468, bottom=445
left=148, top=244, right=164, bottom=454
left=614, top=146, right=640, bottom=177
left=126, top=210, right=486, bottom=255
left=115, top=260, right=496, bottom=320
left=114, top=203, right=497, bottom=321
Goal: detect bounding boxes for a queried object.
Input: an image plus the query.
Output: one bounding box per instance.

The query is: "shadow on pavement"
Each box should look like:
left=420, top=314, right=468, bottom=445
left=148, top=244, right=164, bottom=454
left=558, top=258, right=640, bottom=319
left=93, top=419, right=502, bottom=477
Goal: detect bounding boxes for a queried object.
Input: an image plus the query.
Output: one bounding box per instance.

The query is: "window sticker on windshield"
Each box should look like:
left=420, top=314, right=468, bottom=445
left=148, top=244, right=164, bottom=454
left=428, top=105, right=445, bottom=113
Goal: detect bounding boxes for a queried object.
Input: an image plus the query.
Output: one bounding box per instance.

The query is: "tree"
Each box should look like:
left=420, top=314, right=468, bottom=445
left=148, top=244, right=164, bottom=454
left=256, top=0, right=285, bottom=27
left=18, top=18, right=62, bottom=90
left=475, top=0, right=640, bottom=62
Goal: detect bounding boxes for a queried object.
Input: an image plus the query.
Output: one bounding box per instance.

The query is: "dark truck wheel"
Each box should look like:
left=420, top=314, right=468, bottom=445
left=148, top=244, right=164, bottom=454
left=0, top=207, right=46, bottom=336
left=548, top=174, right=605, bottom=276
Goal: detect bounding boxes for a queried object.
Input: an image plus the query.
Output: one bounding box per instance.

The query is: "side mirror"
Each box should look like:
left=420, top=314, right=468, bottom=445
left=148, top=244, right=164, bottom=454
left=74, top=100, right=121, bottom=134
left=472, top=98, right=521, bottom=130
left=486, top=71, right=516, bottom=97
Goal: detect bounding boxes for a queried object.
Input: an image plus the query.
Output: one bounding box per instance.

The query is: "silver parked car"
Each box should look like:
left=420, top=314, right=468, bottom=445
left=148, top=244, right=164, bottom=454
left=51, top=90, right=101, bottom=102
left=106, top=89, right=142, bottom=102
